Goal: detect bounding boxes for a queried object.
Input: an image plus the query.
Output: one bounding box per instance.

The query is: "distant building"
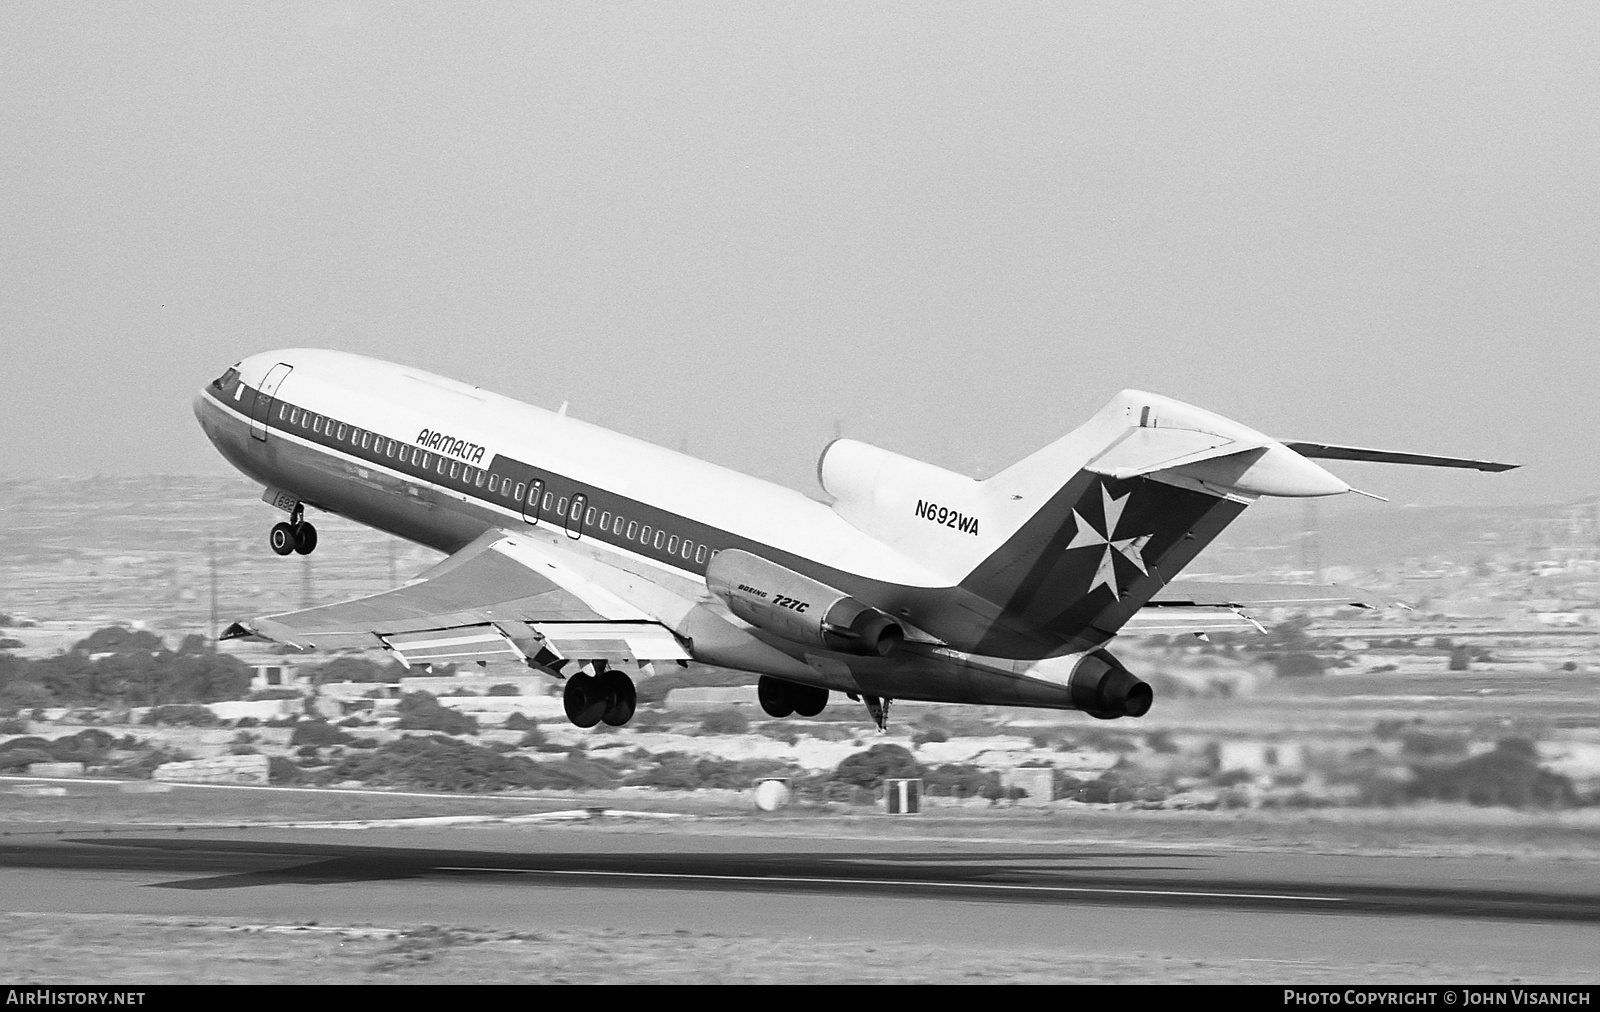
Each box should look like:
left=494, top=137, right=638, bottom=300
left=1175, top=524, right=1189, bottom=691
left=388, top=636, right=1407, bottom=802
left=237, top=657, right=302, bottom=692
left=1218, top=740, right=1305, bottom=774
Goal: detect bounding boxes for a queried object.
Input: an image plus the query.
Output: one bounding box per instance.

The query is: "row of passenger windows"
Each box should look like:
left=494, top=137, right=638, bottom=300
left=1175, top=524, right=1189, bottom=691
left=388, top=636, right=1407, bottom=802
left=277, top=401, right=710, bottom=565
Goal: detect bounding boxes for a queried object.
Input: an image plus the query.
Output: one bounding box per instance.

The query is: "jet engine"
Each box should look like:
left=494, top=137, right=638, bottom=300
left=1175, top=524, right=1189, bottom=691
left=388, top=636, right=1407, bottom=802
left=705, top=549, right=904, bottom=657
left=1068, top=649, right=1153, bottom=719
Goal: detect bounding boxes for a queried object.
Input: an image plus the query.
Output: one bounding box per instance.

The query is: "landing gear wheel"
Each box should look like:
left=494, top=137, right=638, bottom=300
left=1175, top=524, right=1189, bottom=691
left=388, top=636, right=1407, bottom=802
left=292, top=522, right=318, bottom=555
left=792, top=684, right=829, bottom=717
left=563, top=673, right=605, bottom=728
left=758, top=676, right=795, bottom=718
left=269, top=522, right=296, bottom=556
left=599, top=670, right=637, bottom=727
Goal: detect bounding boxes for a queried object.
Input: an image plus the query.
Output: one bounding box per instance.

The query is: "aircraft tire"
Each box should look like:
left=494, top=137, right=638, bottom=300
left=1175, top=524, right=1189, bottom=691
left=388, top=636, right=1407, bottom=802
left=792, top=684, right=828, bottom=717
left=292, top=522, right=318, bottom=555
left=563, top=673, right=605, bottom=728
left=599, top=670, right=636, bottom=727
left=269, top=522, right=296, bottom=556
left=757, top=676, right=795, bottom=719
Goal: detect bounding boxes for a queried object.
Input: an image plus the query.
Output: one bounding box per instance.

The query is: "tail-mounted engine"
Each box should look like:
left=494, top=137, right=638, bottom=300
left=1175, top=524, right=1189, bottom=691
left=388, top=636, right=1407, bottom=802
left=705, top=549, right=904, bottom=657
left=1069, top=649, right=1153, bottom=719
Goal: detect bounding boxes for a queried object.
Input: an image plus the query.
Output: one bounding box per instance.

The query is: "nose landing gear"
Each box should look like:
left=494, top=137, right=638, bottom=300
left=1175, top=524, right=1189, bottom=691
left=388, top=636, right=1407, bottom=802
left=268, top=502, right=318, bottom=556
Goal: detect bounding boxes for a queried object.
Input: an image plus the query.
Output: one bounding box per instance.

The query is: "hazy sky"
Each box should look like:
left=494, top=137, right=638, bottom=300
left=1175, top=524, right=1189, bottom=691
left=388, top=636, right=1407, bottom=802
left=3, top=4, right=1595, bottom=511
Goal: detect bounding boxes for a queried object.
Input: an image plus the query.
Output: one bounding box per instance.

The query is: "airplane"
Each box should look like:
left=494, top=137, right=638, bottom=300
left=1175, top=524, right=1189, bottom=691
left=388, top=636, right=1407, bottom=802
left=194, top=350, right=1516, bottom=731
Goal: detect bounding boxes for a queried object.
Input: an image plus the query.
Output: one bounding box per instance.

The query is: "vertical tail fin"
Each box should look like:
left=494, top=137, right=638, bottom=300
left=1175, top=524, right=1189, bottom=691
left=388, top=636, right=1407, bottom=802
left=961, top=390, right=1349, bottom=651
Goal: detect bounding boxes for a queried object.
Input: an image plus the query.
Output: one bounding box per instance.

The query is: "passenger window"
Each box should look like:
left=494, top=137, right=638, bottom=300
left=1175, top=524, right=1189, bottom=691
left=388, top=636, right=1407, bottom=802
left=488, top=474, right=499, bottom=492
left=542, top=492, right=553, bottom=512
left=667, top=535, right=679, bottom=553
left=278, top=404, right=288, bottom=420
left=695, top=545, right=708, bottom=564
left=626, top=521, right=637, bottom=539
left=289, top=408, right=300, bottom=425
left=336, top=423, right=346, bottom=440
left=450, top=461, right=460, bottom=479
left=476, top=470, right=486, bottom=487
left=514, top=482, right=525, bottom=500
left=312, top=416, right=322, bottom=434
left=614, top=516, right=625, bottom=535
left=422, top=452, right=431, bottom=468
left=361, top=432, right=372, bottom=450
left=654, top=531, right=665, bottom=550
left=681, top=540, right=693, bottom=559
left=640, top=525, right=651, bottom=543
left=556, top=497, right=567, bottom=516
left=599, top=511, right=610, bottom=529
left=585, top=507, right=597, bottom=525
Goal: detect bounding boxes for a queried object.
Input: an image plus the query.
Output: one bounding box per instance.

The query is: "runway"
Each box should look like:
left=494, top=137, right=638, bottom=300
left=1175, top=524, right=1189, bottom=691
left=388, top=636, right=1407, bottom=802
left=3, top=816, right=1598, bottom=982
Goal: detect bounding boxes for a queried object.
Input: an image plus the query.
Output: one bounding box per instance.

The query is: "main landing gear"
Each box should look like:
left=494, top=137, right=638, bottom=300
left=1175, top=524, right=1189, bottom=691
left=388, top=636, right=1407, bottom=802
left=757, top=676, right=829, bottom=719
left=269, top=502, right=318, bottom=556
left=562, top=661, right=637, bottom=729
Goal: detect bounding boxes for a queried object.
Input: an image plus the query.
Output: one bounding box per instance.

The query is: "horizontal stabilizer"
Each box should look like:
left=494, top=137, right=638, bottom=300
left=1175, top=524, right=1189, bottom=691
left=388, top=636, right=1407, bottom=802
left=1283, top=442, right=1518, bottom=472
left=1087, top=427, right=1263, bottom=480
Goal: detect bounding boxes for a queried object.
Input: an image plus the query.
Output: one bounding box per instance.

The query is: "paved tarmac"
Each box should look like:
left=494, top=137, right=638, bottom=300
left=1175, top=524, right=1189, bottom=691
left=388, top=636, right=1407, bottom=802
left=3, top=815, right=1598, bottom=981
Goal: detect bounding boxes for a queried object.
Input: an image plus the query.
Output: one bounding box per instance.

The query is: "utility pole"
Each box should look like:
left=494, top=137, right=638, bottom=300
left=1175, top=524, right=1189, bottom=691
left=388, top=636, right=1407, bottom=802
left=1302, top=499, right=1322, bottom=582
left=208, top=537, right=220, bottom=646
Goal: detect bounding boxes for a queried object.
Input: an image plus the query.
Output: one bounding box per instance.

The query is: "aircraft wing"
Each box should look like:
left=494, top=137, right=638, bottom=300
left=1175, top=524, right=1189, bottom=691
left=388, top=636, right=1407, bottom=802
left=1148, top=579, right=1389, bottom=609
left=1125, top=579, right=1394, bottom=636
left=221, top=529, right=691, bottom=667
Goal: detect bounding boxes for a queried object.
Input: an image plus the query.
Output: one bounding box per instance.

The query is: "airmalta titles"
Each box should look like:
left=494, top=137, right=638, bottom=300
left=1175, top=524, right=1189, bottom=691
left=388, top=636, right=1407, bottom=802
left=416, top=428, right=487, bottom=465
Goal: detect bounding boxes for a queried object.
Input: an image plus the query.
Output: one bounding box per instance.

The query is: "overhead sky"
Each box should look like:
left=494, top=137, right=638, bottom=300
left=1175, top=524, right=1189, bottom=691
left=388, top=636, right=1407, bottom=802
left=3, top=4, right=1594, bottom=510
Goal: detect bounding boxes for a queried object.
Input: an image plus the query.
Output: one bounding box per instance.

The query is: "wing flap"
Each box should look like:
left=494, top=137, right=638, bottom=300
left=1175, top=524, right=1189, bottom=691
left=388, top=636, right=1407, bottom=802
left=533, top=622, right=692, bottom=663
left=1120, top=608, right=1265, bottom=635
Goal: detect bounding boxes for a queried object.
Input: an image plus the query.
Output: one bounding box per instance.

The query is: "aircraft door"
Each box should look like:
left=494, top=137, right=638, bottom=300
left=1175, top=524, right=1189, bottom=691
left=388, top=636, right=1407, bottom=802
left=521, top=479, right=544, bottom=525
left=249, top=363, right=294, bottom=442
left=565, top=493, right=586, bottom=539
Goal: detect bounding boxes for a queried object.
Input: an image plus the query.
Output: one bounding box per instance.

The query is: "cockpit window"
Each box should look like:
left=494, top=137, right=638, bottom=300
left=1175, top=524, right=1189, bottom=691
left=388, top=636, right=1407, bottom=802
left=211, top=367, right=240, bottom=391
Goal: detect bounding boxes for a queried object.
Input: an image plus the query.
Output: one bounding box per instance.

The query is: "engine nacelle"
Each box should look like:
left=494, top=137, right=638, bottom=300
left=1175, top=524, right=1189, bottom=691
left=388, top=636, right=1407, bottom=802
left=817, top=438, right=984, bottom=547
left=705, top=549, right=904, bottom=657
left=1069, top=649, right=1153, bottom=719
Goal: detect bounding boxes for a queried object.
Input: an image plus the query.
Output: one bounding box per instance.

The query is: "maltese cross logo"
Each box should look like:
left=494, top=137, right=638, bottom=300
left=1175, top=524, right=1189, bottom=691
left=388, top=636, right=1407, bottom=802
left=1065, top=485, right=1152, bottom=600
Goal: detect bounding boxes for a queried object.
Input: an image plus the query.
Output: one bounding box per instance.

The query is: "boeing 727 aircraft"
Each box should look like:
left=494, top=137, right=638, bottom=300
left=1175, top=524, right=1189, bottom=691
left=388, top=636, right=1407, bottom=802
left=195, top=350, right=1515, bottom=730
